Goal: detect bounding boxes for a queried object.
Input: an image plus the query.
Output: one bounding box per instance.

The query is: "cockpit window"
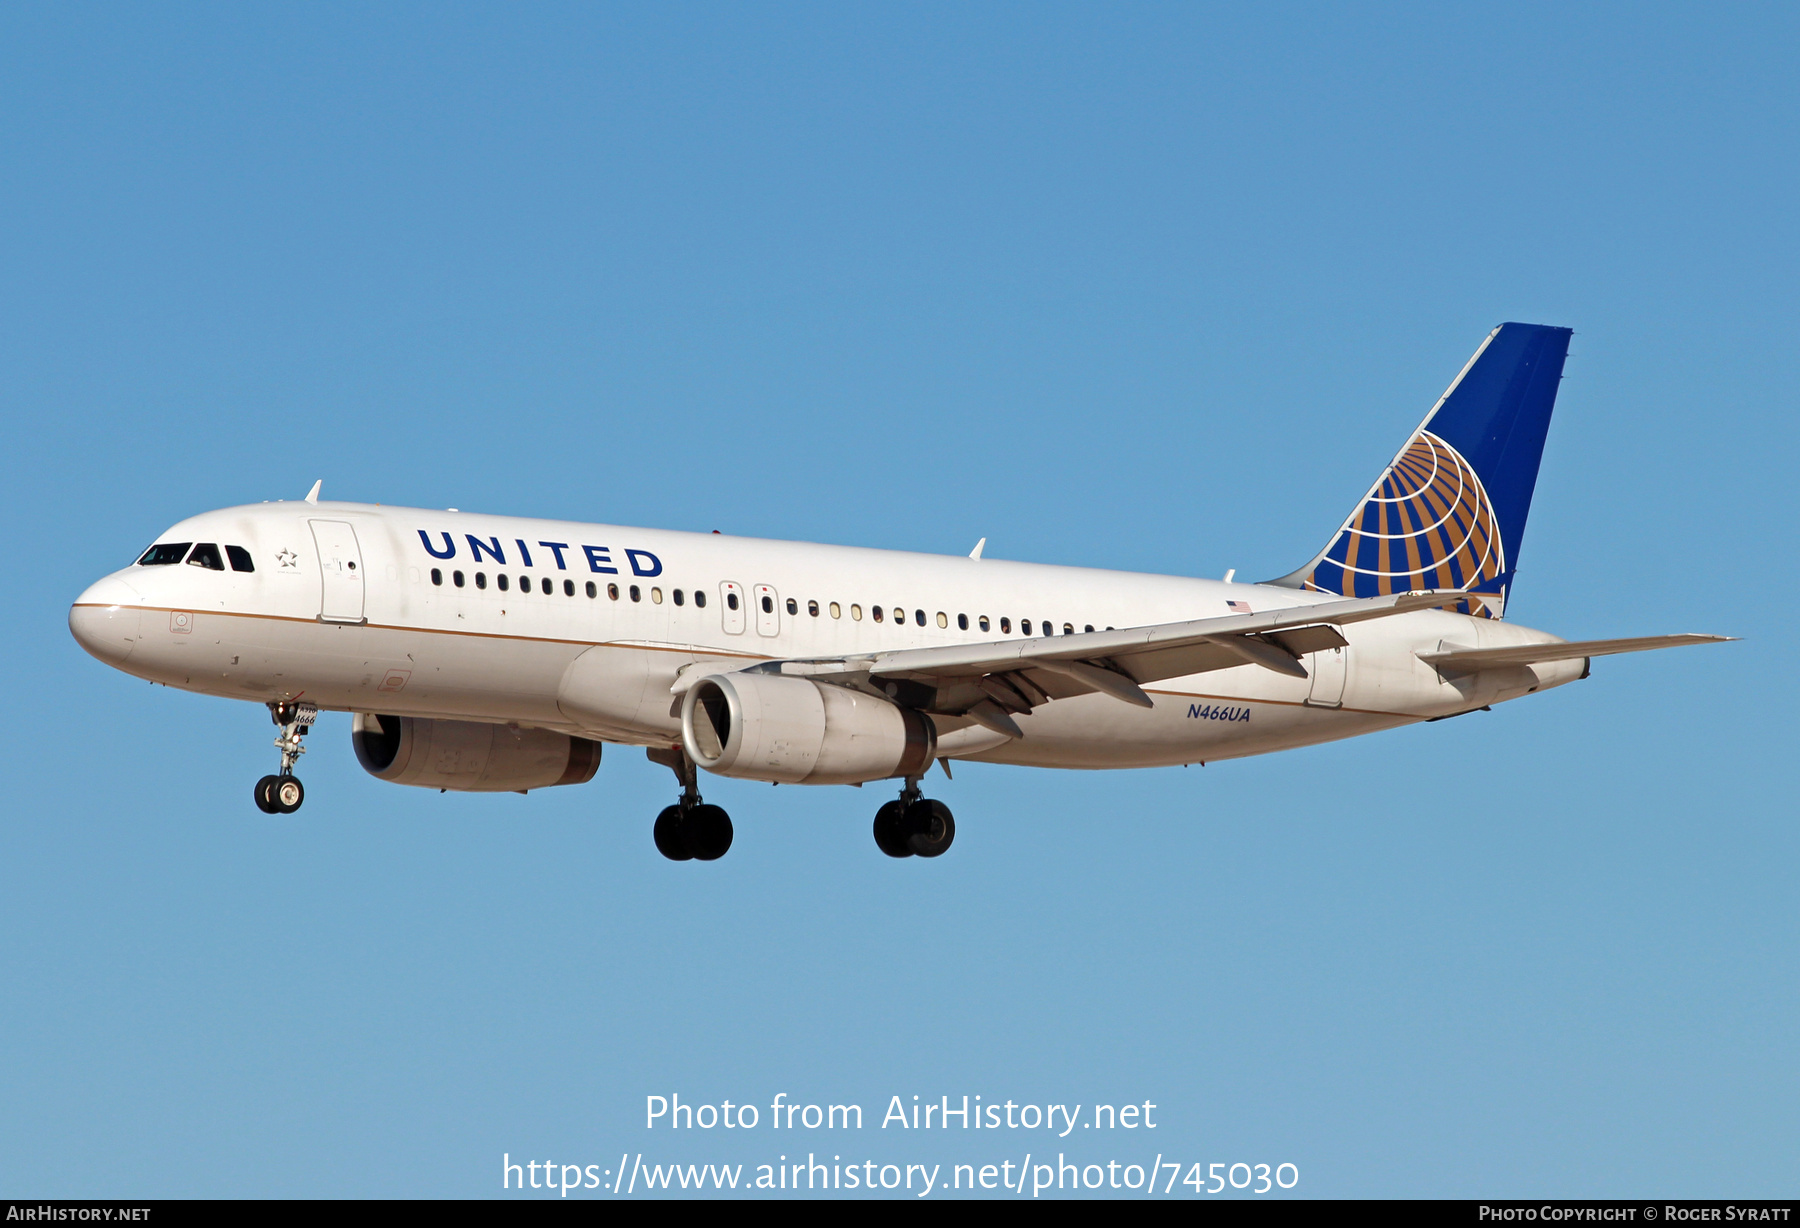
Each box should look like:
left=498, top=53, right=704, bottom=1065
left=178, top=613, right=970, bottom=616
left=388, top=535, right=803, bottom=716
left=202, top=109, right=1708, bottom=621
left=226, top=545, right=254, bottom=573
left=137, top=542, right=193, bottom=566
left=186, top=543, right=225, bottom=571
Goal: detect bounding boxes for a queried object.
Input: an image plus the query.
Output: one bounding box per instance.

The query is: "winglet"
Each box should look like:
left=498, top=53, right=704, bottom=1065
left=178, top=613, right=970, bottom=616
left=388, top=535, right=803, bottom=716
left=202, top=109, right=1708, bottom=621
left=969, top=537, right=986, bottom=560
left=305, top=480, right=322, bottom=504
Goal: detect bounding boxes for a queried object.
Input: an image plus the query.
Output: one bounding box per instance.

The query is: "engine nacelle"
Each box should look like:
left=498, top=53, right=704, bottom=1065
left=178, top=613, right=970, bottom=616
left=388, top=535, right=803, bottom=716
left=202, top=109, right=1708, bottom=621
left=681, top=673, right=935, bottom=785
left=352, top=714, right=601, bottom=792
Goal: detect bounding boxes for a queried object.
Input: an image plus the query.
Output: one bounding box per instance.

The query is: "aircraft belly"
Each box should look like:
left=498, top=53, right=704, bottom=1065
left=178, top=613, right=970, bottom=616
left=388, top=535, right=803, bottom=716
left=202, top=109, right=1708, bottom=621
left=557, top=643, right=689, bottom=742
left=959, top=688, right=1407, bottom=770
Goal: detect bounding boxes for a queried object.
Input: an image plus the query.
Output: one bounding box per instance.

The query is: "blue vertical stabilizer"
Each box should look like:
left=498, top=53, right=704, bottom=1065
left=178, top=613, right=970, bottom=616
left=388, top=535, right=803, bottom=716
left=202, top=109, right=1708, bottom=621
left=1270, top=322, right=1573, bottom=617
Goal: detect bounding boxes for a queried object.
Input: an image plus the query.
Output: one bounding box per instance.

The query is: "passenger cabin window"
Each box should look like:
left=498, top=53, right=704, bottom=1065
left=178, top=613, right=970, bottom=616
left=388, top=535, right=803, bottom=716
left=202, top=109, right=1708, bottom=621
left=978, top=615, right=989, bottom=632
left=565, top=579, right=575, bottom=596
left=137, top=542, right=193, bottom=566
left=453, top=571, right=465, bottom=587
left=785, top=597, right=797, bottom=615
left=872, top=606, right=883, bottom=622
left=651, top=587, right=663, bottom=604
left=1084, top=624, right=1094, bottom=633
left=915, top=609, right=926, bottom=627
left=694, top=590, right=707, bottom=608
left=186, top=543, right=225, bottom=570
left=808, top=600, right=819, bottom=617
left=542, top=577, right=553, bottom=595
left=630, top=585, right=641, bottom=602
left=830, top=602, right=841, bottom=619
left=850, top=604, right=862, bottom=621
left=727, top=592, right=739, bottom=610
left=475, top=572, right=487, bottom=589
left=761, top=595, right=773, bottom=614
left=226, top=545, right=254, bottom=572
left=497, top=574, right=510, bottom=592
left=1000, top=617, right=1011, bottom=633
left=585, top=581, right=597, bottom=598
left=608, top=583, right=620, bottom=600
left=957, top=614, right=968, bottom=630
left=431, top=569, right=443, bottom=586
left=1021, top=619, right=1032, bottom=635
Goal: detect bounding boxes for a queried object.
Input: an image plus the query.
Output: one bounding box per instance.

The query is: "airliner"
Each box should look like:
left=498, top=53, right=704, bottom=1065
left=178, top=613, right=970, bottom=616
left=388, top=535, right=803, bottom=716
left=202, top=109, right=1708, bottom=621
left=69, top=323, right=1728, bottom=861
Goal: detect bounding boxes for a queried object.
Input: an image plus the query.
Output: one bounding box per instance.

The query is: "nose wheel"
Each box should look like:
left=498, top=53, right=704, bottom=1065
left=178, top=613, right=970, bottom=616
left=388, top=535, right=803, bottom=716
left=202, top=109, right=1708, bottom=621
left=647, top=747, right=733, bottom=861
left=873, top=779, right=955, bottom=858
left=254, top=701, right=316, bottom=814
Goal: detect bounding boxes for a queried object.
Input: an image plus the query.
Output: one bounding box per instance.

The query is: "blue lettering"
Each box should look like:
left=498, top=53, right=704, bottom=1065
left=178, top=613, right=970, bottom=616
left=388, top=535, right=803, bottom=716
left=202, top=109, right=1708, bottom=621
left=467, top=535, right=506, bottom=565
left=538, top=541, right=571, bottom=570
left=514, top=539, right=534, bottom=567
left=582, top=545, right=618, bottom=574
left=1189, top=704, right=1202, bottom=718
left=418, top=530, right=455, bottom=560
left=626, top=549, right=663, bottom=578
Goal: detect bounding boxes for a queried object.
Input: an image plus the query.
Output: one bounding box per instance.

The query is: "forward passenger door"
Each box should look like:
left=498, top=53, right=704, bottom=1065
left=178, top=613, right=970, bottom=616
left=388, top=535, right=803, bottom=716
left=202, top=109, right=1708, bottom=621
left=309, top=520, right=365, bottom=624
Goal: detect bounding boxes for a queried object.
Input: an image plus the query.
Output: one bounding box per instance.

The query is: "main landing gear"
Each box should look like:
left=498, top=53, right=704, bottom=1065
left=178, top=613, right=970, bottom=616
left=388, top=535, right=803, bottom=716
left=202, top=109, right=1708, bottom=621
left=647, top=747, right=733, bottom=862
left=873, top=777, right=955, bottom=859
left=254, top=701, right=316, bottom=815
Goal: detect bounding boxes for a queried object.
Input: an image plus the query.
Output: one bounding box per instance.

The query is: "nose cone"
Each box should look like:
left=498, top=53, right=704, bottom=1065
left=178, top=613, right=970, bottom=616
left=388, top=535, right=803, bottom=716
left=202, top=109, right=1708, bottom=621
left=70, top=575, right=145, bottom=665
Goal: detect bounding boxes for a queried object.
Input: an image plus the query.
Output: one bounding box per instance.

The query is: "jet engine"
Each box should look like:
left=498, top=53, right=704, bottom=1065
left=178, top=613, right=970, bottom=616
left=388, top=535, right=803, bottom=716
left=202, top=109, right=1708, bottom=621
left=352, top=713, right=601, bottom=792
left=680, top=672, right=935, bottom=785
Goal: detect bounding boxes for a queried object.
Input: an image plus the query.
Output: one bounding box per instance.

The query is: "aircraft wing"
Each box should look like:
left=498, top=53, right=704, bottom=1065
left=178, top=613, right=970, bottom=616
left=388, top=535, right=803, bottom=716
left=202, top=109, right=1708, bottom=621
left=678, top=590, right=1477, bottom=739
left=1417, top=633, right=1734, bottom=674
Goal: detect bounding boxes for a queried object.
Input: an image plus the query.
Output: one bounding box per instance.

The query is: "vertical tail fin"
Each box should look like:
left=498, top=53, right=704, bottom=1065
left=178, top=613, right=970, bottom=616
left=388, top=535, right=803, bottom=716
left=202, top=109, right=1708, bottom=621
left=1269, top=322, right=1572, bottom=618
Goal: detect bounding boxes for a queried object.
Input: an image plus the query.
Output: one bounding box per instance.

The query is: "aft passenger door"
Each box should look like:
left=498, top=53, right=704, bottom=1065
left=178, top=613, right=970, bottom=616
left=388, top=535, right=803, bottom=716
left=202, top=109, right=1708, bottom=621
left=1305, top=644, right=1346, bottom=707
left=309, top=520, right=365, bottom=623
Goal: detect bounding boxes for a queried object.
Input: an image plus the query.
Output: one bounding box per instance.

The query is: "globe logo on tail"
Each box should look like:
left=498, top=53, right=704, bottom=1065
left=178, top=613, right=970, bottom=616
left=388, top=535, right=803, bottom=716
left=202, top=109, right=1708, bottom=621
left=1301, top=430, right=1504, bottom=617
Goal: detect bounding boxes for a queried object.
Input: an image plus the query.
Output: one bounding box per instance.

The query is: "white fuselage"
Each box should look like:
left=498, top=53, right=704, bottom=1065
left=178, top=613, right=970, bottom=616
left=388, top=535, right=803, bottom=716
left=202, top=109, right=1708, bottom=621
left=69, top=500, right=1582, bottom=774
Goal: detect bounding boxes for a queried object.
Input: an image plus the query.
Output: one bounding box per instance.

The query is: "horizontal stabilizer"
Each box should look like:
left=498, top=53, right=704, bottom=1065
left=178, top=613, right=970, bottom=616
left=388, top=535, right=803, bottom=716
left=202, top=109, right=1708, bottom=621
left=1419, top=633, right=1734, bottom=674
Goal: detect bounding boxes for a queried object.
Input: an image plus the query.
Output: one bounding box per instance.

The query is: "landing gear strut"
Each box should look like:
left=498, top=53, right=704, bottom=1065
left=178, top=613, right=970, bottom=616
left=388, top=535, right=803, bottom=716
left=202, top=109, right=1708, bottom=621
left=254, top=701, right=316, bottom=814
left=646, top=747, right=733, bottom=861
left=873, top=776, right=955, bottom=859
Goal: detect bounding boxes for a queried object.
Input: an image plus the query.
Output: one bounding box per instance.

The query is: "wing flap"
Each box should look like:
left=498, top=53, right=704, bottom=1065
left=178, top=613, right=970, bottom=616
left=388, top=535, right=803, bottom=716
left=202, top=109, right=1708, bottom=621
left=1108, top=640, right=1249, bottom=686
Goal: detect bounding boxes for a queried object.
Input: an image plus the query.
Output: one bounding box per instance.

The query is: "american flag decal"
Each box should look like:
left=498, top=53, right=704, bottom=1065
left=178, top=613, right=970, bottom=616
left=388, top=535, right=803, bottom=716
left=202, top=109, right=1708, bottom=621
left=1227, top=600, right=1252, bottom=614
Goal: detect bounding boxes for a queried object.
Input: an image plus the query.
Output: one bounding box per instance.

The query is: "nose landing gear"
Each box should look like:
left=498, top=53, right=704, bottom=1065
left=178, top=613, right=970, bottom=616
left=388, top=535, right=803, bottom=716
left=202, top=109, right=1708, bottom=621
left=873, top=777, right=955, bottom=858
left=647, top=747, right=733, bottom=861
left=254, top=701, right=316, bottom=814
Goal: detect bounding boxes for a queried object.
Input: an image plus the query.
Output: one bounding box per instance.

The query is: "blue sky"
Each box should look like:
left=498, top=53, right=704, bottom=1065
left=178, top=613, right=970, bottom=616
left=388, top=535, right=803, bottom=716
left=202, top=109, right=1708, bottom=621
left=1, top=3, right=1794, bottom=1198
